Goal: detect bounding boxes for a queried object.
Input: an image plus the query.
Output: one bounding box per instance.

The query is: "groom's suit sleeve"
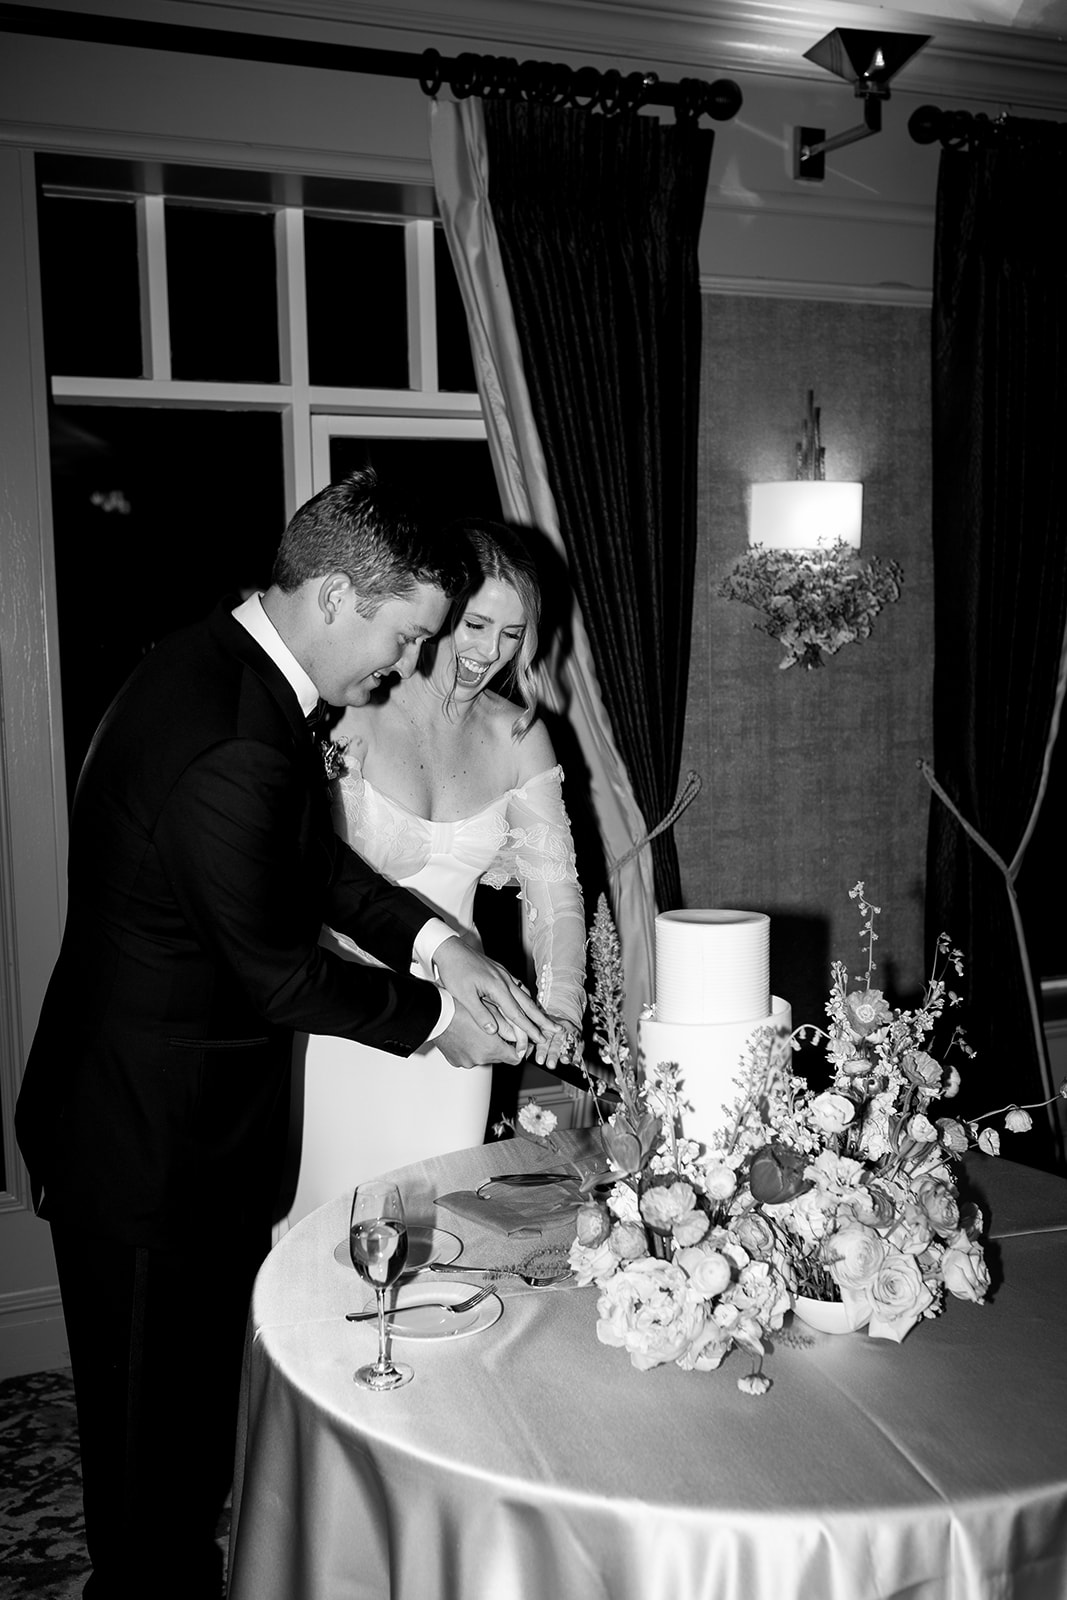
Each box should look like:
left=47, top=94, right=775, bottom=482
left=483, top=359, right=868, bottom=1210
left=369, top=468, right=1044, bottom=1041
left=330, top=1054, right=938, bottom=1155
left=154, top=734, right=441, bottom=1053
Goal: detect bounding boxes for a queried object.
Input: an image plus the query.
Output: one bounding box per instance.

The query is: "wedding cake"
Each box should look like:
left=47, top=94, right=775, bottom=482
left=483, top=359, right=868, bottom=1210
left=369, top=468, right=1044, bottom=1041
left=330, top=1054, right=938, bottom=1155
left=637, top=910, right=791, bottom=1152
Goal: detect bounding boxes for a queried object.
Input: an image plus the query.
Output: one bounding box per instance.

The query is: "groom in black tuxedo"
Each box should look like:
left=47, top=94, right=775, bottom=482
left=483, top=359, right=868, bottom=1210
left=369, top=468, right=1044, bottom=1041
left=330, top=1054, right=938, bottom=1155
left=15, top=469, right=553, bottom=1600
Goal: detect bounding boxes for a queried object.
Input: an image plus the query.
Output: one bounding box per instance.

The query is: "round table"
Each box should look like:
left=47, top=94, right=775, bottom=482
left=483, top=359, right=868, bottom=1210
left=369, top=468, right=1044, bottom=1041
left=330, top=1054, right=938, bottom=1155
left=227, top=1136, right=1067, bottom=1600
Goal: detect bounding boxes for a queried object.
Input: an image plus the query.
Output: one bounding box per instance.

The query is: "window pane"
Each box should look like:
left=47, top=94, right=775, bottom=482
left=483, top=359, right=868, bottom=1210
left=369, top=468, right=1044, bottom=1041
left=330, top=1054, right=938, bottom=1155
left=306, top=217, right=408, bottom=388
left=166, top=203, right=279, bottom=382
left=327, top=436, right=502, bottom=527
left=38, top=194, right=142, bottom=377
left=49, top=405, right=285, bottom=804
left=434, top=228, right=477, bottom=394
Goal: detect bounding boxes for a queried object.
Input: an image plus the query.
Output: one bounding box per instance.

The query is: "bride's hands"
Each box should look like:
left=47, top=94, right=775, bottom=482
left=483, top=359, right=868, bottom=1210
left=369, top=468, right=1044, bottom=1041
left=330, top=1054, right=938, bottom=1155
left=433, top=937, right=554, bottom=1056
left=535, top=1015, right=582, bottom=1072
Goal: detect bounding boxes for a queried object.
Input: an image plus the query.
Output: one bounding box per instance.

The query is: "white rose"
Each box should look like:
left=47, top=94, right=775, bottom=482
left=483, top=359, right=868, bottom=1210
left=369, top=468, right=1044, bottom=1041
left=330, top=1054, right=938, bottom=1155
left=867, top=1251, right=935, bottom=1342
left=942, top=1234, right=990, bottom=1302
left=828, top=1223, right=887, bottom=1290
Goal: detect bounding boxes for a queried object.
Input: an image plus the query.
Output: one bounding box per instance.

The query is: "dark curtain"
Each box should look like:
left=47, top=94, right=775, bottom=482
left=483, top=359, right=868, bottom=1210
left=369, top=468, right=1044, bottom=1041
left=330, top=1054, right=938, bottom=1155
left=481, top=101, right=711, bottom=911
left=926, top=119, right=1067, bottom=1170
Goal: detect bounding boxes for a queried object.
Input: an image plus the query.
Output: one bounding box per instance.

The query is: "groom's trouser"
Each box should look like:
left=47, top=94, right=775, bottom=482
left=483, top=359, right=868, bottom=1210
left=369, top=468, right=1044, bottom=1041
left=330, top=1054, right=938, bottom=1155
left=51, top=1218, right=266, bottom=1600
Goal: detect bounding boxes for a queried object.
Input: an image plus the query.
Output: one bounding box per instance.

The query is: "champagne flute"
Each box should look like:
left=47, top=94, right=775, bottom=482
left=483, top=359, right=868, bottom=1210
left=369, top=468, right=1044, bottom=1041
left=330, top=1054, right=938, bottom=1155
left=349, top=1179, right=413, bottom=1391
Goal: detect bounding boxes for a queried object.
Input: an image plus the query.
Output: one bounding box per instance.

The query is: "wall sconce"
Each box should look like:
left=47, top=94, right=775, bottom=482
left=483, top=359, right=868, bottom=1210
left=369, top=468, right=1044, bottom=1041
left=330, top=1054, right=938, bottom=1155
left=794, top=28, right=931, bottom=180
left=747, top=392, right=862, bottom=550
left=726, top=393, right=902, bottom=670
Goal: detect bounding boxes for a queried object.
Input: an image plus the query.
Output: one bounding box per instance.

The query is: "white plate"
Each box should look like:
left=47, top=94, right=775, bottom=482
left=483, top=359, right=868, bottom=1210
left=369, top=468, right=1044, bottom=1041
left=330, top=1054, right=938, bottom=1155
left=368, top=1280, right=503, bottom=1341
left=334, top=1225, right=461, bottom=1276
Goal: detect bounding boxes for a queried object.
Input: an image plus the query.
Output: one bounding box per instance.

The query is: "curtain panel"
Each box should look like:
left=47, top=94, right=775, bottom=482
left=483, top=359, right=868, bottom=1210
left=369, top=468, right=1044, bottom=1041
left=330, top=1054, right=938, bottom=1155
left=429, top=97, right=656, bottom=1045
left=480, top=99, right=712, bottom=912
left=926, top=123, right=1067, bottom=1168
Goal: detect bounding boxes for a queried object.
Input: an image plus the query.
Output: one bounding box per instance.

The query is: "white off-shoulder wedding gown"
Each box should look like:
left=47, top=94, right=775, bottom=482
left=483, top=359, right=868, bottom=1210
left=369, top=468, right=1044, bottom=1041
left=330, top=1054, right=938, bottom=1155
left=277, top=760, right=585, bottom=1231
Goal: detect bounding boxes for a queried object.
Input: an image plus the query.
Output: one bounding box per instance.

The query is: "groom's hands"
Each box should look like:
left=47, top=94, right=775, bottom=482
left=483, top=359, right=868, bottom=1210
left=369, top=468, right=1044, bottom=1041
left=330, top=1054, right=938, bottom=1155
left=433, top=936, right=554, bottom=1065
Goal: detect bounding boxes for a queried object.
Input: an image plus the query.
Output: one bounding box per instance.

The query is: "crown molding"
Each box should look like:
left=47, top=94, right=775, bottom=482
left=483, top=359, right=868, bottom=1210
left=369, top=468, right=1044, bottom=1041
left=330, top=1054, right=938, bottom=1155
left=9, top=0, right=1067, bottom=108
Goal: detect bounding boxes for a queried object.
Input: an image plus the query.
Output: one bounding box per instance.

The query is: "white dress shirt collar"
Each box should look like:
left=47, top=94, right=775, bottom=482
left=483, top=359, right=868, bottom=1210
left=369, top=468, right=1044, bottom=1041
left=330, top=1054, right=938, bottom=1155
left=232, top=592, right=320, bottom=720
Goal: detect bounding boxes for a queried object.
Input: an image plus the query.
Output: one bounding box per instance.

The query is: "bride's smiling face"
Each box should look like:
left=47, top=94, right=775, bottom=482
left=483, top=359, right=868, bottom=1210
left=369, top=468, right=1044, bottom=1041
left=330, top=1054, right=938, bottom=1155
left=440, top=578, right=528, bottom=698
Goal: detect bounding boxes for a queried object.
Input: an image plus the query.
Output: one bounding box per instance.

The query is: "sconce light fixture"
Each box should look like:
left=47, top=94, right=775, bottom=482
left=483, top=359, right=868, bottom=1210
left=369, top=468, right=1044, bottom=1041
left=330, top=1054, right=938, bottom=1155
left=747, top=392, right=862, bottom=551
left=794, top=28, right=931, bottom=180
left=724, top=394, right=901, bottom=670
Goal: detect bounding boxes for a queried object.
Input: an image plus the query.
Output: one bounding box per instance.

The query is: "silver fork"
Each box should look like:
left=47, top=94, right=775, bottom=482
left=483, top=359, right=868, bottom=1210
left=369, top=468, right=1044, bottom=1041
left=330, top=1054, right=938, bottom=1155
left=345, top=1283, right=495, bottom=1322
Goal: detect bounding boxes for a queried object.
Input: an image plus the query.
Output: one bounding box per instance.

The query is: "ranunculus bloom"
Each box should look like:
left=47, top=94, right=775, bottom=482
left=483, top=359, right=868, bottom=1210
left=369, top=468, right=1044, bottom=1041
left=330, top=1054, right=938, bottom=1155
left=748, top=1143, right=812, bottom=1206
left=1004, top=1106, right=1033, bottom=1134
left=810, top=1092, right=856, bottom=1134
left=828, top=1223, right=887, bottom=1290
left=640, top=1180, right=698, bottom=1233
left=673, top=1209, right=710, bottom=1247
left=596, top=1257, right=705, bottom=1371
left=867, top=1251, right=935, bottom=1342
left=702, top=1163, right=738, bottom=1202
left=676, top=1244, right=732, bottom=1299
left=914, top=1178, right=959, bottom=1237
left=908, top=1114, right=938, bottom=1144
left=844, top=989, right=892, bottom=1039
left=575, top=1203, right=611, bottom=1247
left=942, top=1233, right=990, bottom=1302
left=731, top=1211, right=776, bottom=1260
left=609, top=1221, right=648, bottom=1261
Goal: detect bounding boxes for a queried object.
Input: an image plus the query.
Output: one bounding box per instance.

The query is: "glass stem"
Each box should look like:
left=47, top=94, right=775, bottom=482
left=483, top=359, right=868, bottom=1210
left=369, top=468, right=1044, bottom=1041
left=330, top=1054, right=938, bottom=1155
left=375, top=1287, right=390, bottom=1376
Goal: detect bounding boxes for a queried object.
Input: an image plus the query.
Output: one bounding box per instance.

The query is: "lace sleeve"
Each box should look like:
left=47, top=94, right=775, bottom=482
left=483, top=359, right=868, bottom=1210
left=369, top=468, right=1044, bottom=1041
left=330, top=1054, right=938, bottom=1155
left=483, top=766, right=586, bottom=1029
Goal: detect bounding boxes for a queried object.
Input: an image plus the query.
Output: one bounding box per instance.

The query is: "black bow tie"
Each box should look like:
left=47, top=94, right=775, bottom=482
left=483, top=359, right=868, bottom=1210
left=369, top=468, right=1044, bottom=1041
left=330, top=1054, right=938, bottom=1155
left=305, top=700, right=331, bottom=736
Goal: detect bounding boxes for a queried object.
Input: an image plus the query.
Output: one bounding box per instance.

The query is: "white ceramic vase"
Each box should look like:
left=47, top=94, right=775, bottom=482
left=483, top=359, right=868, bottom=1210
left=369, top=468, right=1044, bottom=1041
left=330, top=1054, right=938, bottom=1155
left=791, top=1294, right=871, bottom=1335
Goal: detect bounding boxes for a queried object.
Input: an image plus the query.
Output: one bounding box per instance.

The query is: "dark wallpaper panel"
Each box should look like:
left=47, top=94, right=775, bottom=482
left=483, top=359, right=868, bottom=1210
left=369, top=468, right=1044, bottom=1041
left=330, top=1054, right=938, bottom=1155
left=676, top=296, right=933, bottom=1034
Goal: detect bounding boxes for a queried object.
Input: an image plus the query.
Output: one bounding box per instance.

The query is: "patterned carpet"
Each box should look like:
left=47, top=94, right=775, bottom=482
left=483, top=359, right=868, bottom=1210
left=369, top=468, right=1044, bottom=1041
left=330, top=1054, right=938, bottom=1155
left=0, top=1368, right=230, bottom=1599
left=0, top=1368, right=88, bottom=1599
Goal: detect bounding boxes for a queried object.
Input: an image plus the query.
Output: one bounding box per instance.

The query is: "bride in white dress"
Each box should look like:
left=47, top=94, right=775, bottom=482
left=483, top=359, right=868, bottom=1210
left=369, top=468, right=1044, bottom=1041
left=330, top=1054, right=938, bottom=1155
left=279, top=522, right=586, bottom=1229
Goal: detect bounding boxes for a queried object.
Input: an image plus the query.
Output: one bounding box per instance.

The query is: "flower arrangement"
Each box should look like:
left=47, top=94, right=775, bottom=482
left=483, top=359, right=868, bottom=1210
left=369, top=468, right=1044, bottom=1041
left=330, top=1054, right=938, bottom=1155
left=566, top=887, right=1065, bottom=1393
left=719, top=541, right=903, bottom=671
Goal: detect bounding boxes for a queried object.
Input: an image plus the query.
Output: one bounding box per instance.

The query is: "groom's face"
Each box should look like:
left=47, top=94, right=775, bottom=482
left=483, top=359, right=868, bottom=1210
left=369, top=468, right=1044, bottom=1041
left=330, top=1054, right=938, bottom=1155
left=320, top=579, right=449, bottom=706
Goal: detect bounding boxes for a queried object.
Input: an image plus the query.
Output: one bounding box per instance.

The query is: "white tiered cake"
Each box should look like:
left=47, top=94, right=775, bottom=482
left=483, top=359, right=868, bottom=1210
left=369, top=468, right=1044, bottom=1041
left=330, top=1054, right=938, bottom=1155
left=637, top=910, right=791, bottom=1152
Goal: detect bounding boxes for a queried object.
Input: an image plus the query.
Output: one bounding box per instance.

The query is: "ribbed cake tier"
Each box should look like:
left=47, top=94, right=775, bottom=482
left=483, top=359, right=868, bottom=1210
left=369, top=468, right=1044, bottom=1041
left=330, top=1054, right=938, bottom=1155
left=638, top=999, right=792, bottom=1152
left=654, top=909, right=769, bottom=1025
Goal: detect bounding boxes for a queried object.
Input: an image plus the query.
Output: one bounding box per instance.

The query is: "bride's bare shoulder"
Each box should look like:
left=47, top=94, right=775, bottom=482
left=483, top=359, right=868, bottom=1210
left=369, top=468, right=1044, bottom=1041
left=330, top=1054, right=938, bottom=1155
left=333, top=705, right=375, bottom=766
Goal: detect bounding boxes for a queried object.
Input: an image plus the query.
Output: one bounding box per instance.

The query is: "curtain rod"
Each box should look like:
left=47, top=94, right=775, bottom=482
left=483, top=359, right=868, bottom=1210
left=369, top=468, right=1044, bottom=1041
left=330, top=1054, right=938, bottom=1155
left=909, top=104, right=1067, bottom=149
left=0, top=3, right=742, bottom=122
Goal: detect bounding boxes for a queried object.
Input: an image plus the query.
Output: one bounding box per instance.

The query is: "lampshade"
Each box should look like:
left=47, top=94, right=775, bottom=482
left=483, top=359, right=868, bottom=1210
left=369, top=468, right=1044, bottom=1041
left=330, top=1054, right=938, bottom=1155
left=748, top=481, right=863, bottom=550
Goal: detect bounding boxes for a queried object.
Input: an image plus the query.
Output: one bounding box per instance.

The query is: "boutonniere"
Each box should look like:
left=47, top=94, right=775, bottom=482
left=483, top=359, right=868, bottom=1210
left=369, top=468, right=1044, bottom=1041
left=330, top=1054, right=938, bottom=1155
left=320, top=736, right=349, bottom=782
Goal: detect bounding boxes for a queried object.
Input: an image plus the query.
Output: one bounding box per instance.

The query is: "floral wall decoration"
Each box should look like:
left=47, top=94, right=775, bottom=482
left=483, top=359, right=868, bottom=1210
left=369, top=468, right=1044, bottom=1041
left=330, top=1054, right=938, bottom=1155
left=720, top=391, right=903, bottom=670
left=718, top=540, right=903, bottom=671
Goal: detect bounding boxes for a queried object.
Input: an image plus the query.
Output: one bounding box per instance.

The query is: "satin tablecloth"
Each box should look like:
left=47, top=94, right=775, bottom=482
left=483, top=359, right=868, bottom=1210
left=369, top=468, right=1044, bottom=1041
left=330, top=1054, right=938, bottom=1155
left=228, top=1137, right=1067, bottom=1600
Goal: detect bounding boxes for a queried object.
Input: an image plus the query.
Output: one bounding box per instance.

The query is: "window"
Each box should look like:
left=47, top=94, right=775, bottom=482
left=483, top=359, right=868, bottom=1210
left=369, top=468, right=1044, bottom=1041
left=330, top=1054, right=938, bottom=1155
left=35, top=156, right=502, bottom=794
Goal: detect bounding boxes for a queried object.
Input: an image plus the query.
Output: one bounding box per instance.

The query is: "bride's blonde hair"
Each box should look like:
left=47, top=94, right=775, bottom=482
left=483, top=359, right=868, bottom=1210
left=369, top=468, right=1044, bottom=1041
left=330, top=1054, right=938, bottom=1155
left=443, top=520, right=541, bottom=737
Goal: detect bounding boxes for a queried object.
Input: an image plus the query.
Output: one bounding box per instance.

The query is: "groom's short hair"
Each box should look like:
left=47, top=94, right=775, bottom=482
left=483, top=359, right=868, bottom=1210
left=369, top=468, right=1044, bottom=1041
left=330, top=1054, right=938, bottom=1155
left=271, top=467, right=470, bottom=613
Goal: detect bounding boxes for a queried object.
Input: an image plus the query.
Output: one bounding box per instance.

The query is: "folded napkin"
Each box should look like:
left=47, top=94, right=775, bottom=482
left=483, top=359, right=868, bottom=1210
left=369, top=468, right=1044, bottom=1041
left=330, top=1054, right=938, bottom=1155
left=435, top=1175, right=585, bottom=1237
